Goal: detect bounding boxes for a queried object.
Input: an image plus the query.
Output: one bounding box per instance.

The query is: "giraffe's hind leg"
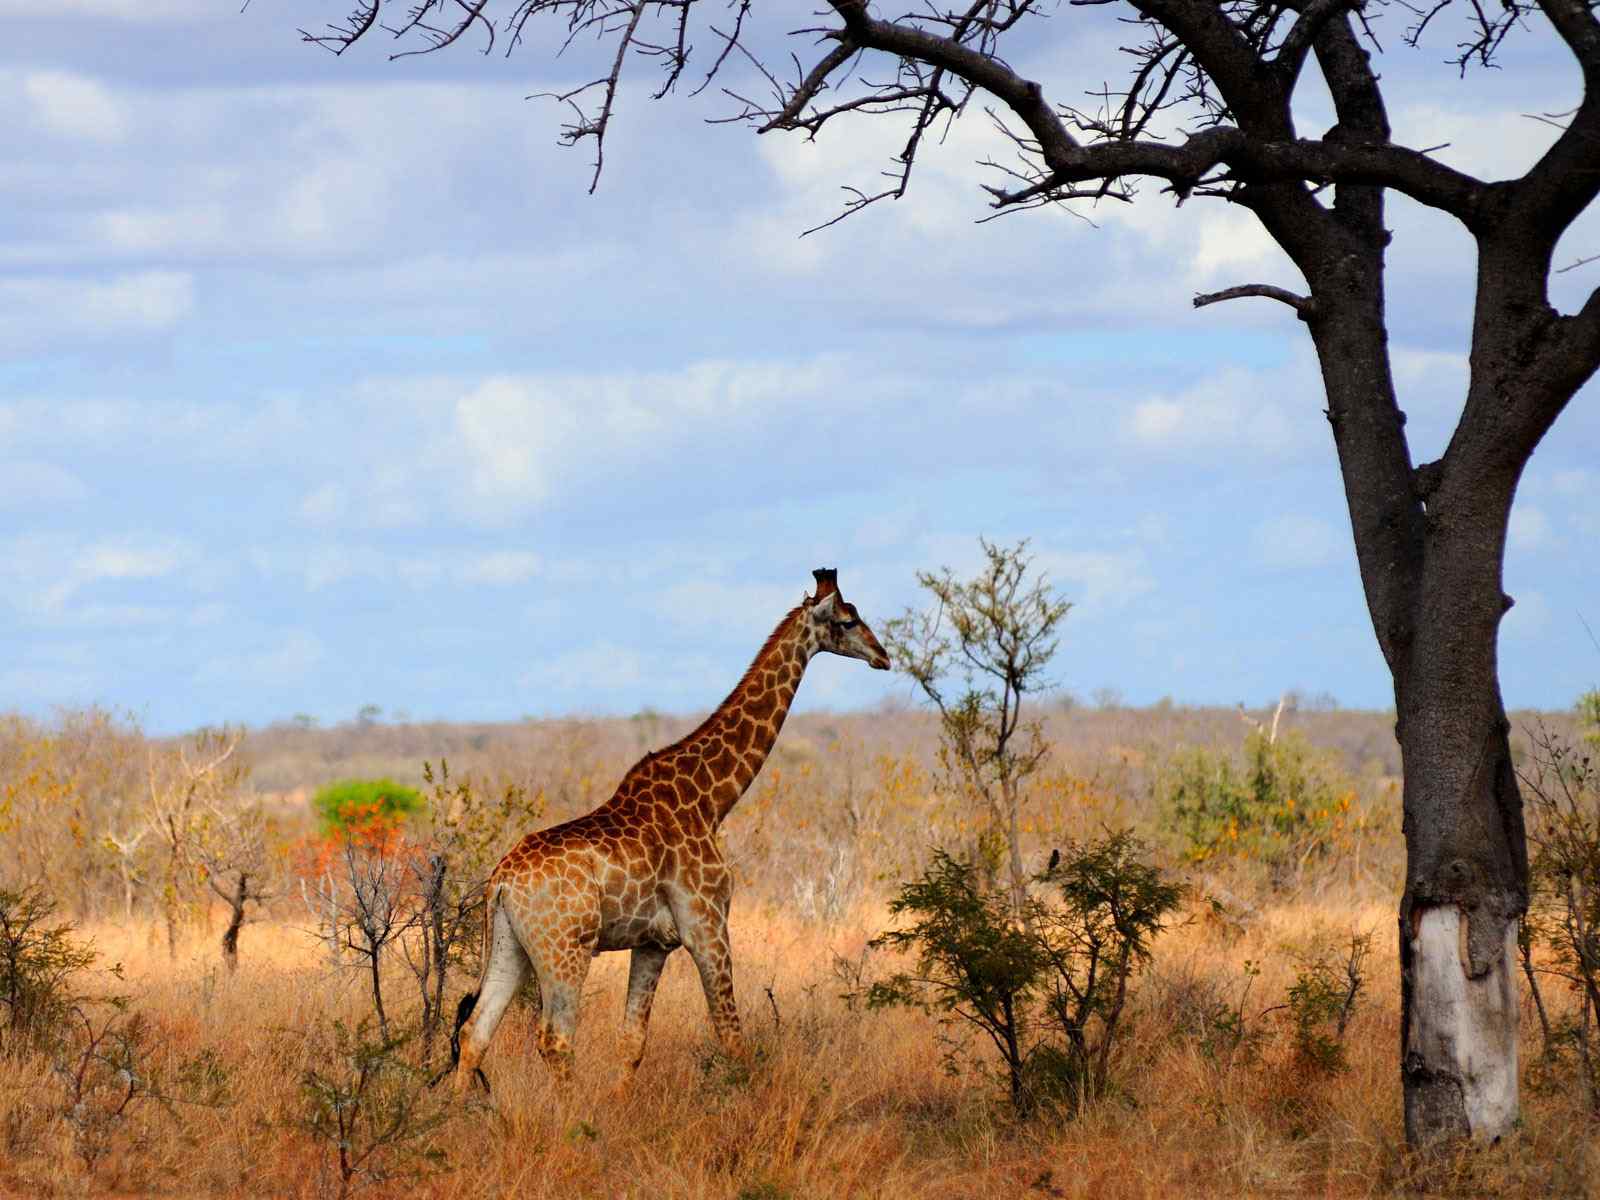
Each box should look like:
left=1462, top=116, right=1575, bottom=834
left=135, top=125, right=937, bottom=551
left=618, top=944, right=672, bottom=1076
left=529, top=936, right=594, bottom=1085
left=453, top=900, right=530, bottom=1095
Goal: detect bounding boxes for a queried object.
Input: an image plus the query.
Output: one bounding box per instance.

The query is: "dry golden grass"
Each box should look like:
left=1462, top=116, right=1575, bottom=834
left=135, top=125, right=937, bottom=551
left=4, top=704, right=1597, bottom=1196
left=3, top=893, right=1597, bottom=1200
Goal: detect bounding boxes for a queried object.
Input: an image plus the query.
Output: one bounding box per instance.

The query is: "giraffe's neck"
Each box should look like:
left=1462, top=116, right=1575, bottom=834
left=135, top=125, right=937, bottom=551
left=679, top=606, right=814, bottom=827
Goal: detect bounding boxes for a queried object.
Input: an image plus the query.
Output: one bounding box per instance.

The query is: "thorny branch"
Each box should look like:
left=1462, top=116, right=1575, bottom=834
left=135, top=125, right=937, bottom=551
left=296, top=0, right=1600, bottom=257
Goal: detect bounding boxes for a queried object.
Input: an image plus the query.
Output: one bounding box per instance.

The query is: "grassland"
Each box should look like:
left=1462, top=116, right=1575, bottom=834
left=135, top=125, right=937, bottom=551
left=1, top=703, right=1595, bottom=1198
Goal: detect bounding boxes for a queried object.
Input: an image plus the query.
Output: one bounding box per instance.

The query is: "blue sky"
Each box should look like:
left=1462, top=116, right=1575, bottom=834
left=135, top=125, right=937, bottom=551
left=3, top=2, right=1597, bottom=733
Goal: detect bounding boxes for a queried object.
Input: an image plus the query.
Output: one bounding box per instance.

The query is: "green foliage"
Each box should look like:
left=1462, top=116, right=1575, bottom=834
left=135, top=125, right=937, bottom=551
left=312, top=778, right=425, bottom=834
left=1034, top=831, right=1186, bottom=1107
left=413, top=761, right=547, bottom=1054
left=1283, top=933, right=1371, bottom=1074
left=0, top=884, right=97, bottom=1057
left=1197, top=959, right=1266, bottom=1064
left=868, top=849, right=1044, bottom=1113
left=1158, top=729, right=1354, bottom=867
left=1579, top=688, right=1600, bottom=749
left=865, top=832, right=1181, bottom=1118
left=297, top=1018, right=456, bottom=1199
left=882, top=537, right=1072, bottom=913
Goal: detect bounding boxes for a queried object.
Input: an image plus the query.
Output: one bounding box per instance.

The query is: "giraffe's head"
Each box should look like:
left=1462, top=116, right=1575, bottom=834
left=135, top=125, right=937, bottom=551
left=804, top=568, right=891, bottom=671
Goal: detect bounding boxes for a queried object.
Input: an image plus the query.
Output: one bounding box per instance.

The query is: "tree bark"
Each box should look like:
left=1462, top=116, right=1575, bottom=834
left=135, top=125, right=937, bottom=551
left=220, top=873, right=247, bottom=973
left=1394, top=443, right=1528, bottom=1143
left=1296, top=200, right=1537, bottom=1145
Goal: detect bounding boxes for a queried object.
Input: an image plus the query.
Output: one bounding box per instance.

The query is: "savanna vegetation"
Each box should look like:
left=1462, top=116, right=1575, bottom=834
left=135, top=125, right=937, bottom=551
left=2, top=671, right=1597, bottom=1196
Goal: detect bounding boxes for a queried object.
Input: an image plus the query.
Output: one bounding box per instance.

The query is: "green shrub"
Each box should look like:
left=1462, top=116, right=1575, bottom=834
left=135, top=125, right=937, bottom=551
left=863, top=832, right=1181, bottom=1117
left=297, top=1018, right=455, bottom=1199
left=1579, top=688, right=1600, bottom=749
left=312, top=778, right=424, bottom=834
left=866, top=849, right=1043, bottom=1114
left=1284, top=932, right=1371, bottom=1074
left=1034, top=831, right=1185, bottom=1107
left=1157, top=730, right=1354, bottom=867
left=0, top=884, right=96, bottom=1057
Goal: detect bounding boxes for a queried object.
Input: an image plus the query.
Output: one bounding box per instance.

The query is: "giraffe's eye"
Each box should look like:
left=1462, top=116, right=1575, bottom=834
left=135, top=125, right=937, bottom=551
left=838, top=617, right=860, bottom=630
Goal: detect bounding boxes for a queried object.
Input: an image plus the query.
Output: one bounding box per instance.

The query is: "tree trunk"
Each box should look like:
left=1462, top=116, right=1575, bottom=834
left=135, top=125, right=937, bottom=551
left=1295, top=202, right=1554, bottom=1144
left=370, top=951, right=389, bottom=1040
left=220, top=873, right=247, bottom=973
left=1005, top=780, right=1027, bottom=919
left=1393, top=464, right=1528, bottom=1145
left=164, top=890, right=179, bottom=961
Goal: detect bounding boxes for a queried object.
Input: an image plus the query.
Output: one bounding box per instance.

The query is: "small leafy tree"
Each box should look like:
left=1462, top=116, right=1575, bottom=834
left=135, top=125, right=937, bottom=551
left=883, top=538, right=1071, bottom=915
left=403, top=762, right=545, bottom=1063
left=867, top=850, right=1045, bottom=1114
left=144, top=728, right=247, bottom=958
left=1033, top=832, right=1185, bottom=1108
left=297, top=1018, right=455, bottom=1200
left=1283, top=932, right=1371, bottom=1075
left=0, top=885, right=96, bottom=1057
left=312, top=779, right=425, bottom=836
left=198, top=799, right=278, bottom=972
left=866, top=833, right=1180, bottom=1117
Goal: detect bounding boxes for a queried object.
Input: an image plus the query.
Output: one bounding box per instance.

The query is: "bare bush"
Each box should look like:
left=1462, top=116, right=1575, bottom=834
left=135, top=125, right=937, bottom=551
left=1519, top=725, right=1600, bottom=1115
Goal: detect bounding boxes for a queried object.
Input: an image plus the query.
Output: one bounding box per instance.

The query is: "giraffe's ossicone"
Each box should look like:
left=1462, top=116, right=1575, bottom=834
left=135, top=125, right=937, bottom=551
left=449, top=567, right=890, bottom=1092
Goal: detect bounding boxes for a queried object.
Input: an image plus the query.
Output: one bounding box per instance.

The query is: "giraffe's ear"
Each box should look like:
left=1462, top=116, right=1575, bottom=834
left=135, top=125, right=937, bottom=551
left=809, top=591, right=841, bottom=620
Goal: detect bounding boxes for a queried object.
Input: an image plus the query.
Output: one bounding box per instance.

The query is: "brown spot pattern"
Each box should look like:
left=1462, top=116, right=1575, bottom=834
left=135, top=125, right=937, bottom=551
left=451, top=583, right=889, bottom=1095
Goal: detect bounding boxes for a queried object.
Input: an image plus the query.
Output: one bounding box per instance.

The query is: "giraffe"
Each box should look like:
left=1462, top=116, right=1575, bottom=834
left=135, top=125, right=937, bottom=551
left=448, top=568, right=890, bottom=1093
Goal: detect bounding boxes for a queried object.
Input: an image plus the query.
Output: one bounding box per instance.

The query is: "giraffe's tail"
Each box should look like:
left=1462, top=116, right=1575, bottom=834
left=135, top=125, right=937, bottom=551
left=428, top=883, right=496, bottom=1092
left=427, top=991, right=487, bottom=1091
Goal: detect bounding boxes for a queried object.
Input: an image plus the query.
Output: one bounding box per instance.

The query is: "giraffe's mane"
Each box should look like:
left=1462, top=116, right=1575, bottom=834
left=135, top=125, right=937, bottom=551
left=627, top=601, right=808, bottom=772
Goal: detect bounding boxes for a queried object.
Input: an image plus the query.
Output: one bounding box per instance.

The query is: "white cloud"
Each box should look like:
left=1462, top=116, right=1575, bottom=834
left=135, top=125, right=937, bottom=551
left=246, top=544, right=546, bottom=593
left=0, top=0, right=210, bottom=16
left=1189, top=207, right=1284, bottom=282
left=0, top=533, right=196, bottom=619
left=193, top=630, right=324, bottom=688
left=1392, top=346, right=1469, bottom=393
left=1550, top=468, right=1595, bottom=498
left=521, top=641, right=648, bottom=696
left=853, top=508, right=926, bottom=553
left=1253, top=514, right=1343, bottom=570
left=444, top=358, right=846, bottom=518
left=80, top=542, right=186, bottom=581
left=657, top=579, right=805, bottom=640
left=1032, top=548, right=1154, bottom=615
left=298, top=484, right=347, bottom=524
left=0, top=461, right=89, bottom=508
left=1509, top=505, right=1556, bottom=552
left=23, top=70, right=127, bottom=141
left=1502, top=589, right=1551, bottom=640
left=1391, top=104, right=1563, bottom=185
left=1124, top=363, right=1315, bottom=459
left=462, top=551, right=542, bottom=585
left=0, top=270, right=193, bottom=349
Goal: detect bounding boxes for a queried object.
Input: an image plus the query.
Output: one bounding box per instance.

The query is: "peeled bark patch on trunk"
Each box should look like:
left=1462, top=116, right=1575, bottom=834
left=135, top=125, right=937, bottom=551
left=1404, top=905, right=1518, bottom=1143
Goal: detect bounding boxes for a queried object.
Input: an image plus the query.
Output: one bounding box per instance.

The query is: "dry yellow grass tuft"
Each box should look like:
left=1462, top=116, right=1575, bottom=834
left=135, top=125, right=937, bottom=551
left=3, top=895, right=1596, bottom=1200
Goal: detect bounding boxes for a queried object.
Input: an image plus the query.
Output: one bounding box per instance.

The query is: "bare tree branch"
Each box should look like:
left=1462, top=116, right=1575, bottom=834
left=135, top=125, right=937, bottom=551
left=1193, top=283, right=1316, bottom=314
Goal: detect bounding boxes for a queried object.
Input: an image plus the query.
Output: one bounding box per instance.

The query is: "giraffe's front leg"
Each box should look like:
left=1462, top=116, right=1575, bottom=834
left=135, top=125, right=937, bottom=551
left=669, top=888, right=745, bottom=1060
